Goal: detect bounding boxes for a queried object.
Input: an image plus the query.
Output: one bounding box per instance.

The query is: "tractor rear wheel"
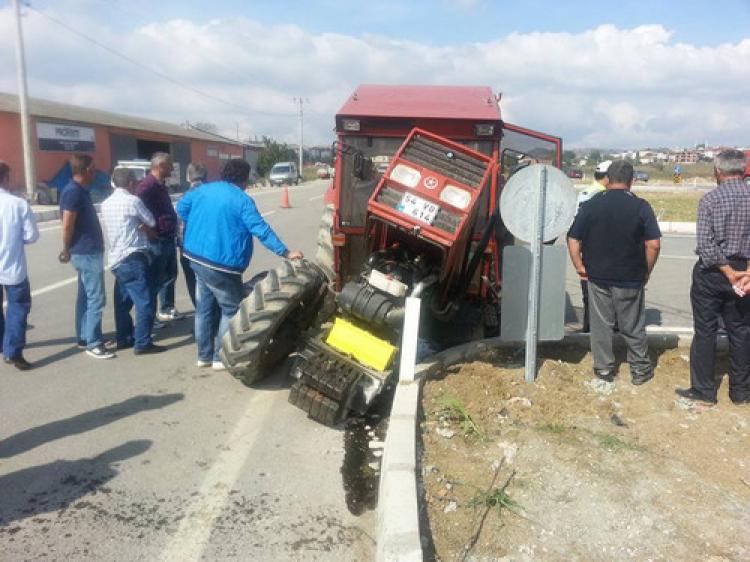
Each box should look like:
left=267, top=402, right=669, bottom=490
left=220, top=259, right=326, bottom=386
left=314, top=204, right=335, bottom=284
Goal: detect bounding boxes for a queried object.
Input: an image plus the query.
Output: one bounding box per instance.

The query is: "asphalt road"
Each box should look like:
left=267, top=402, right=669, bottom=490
left=1, top=179, right=698, bottom=561
left=565, top=234, right=697, bottom=328
left=1, top=180, right=377, bottom=562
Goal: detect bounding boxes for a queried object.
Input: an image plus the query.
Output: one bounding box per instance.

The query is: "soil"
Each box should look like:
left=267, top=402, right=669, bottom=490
left=420, top=346, right=750, bottom=562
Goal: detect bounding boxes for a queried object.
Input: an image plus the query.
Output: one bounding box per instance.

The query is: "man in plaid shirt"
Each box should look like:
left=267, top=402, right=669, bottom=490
left=101, top=168, right=166, bottom=355
left=676, top=149, right=750, bottom=406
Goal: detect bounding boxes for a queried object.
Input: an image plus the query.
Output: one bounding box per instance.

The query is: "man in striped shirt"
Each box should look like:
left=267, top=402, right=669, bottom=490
left=101, top=168, right=166, bottom=355
left=677, top=150, right=750, bottom=406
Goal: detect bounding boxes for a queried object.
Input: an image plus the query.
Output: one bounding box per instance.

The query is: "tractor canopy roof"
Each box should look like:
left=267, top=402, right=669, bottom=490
left=337, top=85, right=501, bottom=122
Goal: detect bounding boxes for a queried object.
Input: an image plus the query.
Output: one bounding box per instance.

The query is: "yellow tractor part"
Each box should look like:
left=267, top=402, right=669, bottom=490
left=326, top=317, right=397, bottom=372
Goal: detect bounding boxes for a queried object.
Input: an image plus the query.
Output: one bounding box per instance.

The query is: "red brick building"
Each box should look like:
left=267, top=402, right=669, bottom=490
left=0, top=92, right=255, bottom=197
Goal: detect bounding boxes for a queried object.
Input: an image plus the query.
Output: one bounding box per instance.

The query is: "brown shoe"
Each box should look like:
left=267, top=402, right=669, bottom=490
left=4, top=356, right=33, bottom=371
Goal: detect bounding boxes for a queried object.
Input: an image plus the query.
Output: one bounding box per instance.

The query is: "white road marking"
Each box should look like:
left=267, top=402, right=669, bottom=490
left=159, top=390, right=280, bottom=562
left=37, top=224, right=62, bottom=232
left=7, top=209, right=276, bottom=307
left=660, top=254, right=697, bottom=261
left=30, top=265, right=113, bottom=298
left=309, top=194, right=324, bottom=201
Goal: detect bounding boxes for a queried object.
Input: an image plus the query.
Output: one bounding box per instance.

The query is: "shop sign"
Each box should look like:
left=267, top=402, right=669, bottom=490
left=37, top=122, right=96, bottom=152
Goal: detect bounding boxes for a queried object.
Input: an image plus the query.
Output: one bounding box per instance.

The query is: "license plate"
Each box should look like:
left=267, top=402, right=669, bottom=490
left=397, top=192, right=439, bottom=225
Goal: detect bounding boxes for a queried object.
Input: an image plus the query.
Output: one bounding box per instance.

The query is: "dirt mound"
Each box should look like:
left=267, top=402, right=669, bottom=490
left=420, top=347, right=749, bottom=562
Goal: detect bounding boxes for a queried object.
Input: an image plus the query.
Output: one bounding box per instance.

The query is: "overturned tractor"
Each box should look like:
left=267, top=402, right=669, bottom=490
left=221, top=85, right=562, bottom=425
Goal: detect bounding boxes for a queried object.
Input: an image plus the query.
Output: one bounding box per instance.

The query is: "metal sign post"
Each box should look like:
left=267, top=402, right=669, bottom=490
left=524, top=167, right=547, bottom=383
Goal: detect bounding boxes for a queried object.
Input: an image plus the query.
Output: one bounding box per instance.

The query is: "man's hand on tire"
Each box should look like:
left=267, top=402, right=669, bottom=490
left=285, top=250, right=304, bottom=260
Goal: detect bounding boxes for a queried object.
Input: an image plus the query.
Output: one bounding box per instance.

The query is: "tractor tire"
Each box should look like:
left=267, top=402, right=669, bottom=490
left=220, top=259, right=326, bottom=386
left=314, top=204, right=336, bottom=284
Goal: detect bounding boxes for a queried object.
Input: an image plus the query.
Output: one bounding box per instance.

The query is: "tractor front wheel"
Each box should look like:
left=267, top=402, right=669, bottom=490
left=220, top=259, right=326, bottom=386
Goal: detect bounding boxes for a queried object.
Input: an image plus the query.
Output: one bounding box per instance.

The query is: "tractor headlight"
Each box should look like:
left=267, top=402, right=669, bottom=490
left=390, top=164, right=421, bottom=188
left=439, top=184, right=471, bottom=209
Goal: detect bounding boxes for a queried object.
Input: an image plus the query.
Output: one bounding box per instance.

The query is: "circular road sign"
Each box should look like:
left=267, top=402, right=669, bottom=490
left=500, top=164, right=578, bottom=243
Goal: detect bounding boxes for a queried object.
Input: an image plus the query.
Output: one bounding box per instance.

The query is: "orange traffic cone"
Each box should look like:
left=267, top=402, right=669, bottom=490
left=281, top=184, right=291, bottom=208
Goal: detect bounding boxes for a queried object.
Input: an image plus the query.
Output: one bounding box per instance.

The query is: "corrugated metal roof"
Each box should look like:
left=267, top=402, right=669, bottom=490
left=0, top=91, right=246, bottom=146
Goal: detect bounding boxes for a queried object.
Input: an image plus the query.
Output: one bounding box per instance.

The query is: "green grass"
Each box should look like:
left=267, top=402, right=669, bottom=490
left=537, top=423, right=567, bottom=434
left=535, top=424, right=646, bottom=453
left=581, top=162, right=715, bottom=183
left=636, top=191, right=703, bottom=222
left=466, top=486, right=523, bottom=518
left=435, top=396, right=486, bottom=441
left=590, top=431, right=646, bottom=453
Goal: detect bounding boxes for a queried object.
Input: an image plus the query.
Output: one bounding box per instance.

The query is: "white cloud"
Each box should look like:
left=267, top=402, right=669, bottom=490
left=0, top=5, right=748, bottom=148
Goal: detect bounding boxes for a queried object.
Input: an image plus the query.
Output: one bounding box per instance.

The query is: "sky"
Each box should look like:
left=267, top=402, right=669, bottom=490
left=0, top=0, right=749, bottom=149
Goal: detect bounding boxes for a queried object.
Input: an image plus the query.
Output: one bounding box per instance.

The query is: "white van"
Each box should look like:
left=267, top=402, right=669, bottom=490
left=114, top=160, right=182, bottom=192
left=269, top=161, right=299, bottom=187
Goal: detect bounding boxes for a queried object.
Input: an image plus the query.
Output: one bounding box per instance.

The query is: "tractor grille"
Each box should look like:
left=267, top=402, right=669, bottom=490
left=402, top=134, right=487, bottom=187
left=376, top=186, right=461, bottom=234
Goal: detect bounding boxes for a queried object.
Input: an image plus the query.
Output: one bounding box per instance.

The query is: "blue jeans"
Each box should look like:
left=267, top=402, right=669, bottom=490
left=70, top=253, right=106, bottom=349
left=190, top=262, right=244, bottom=362
left=150, top=237, right=177, bottom=314
left=113, top=253, right=155, bottom=350
left=1, top=278, right=32, bottom=360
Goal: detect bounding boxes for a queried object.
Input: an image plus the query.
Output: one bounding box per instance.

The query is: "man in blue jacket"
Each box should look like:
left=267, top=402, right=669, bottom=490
left=177, top=159, right=303, bottom=370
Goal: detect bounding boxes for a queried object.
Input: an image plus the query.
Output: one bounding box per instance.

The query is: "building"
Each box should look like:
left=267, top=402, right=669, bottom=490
left=0, top=92, right=258, bottom=201
left=668, top=150, right=699, bottom=164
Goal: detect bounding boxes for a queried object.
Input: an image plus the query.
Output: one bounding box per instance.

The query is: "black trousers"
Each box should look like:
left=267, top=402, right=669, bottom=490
left=179, top=250, right=197, bottom=308
left=689, top=261, right=750, bottom=402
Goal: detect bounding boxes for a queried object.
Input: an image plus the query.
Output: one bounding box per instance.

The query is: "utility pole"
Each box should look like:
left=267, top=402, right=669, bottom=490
left=12, top=0, right=36, bottom=200
left=294, top=97, right=306, bottom=176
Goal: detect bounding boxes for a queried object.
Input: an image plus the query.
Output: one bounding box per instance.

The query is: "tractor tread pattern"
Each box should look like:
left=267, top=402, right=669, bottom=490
left=220, top=259, right=325, bottom=386
left=288, top=381, right=340, bottom=427
left=314, top=204, right=336, bottom=283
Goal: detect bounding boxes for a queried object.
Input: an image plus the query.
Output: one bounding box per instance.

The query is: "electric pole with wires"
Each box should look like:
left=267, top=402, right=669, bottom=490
left=12, top=0, right=36, bottom=200
left=293, top=97, right=308, bottom=179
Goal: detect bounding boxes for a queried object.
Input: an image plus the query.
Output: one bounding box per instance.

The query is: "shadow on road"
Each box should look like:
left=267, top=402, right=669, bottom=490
left=0, top=440, right=151, bottom=527
left=0, top=394, right=183, bottom=458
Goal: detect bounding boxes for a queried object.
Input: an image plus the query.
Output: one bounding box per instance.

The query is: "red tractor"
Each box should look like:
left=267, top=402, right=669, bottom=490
left=220, top=85, right=562, bottom=425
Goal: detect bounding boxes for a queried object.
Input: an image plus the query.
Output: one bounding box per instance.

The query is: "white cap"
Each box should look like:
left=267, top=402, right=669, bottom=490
left=595, top=160, right=612, bottom=173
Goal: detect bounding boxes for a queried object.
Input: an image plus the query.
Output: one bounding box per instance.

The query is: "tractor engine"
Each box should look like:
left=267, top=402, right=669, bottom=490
left=287, top=129, right=496, bottom=425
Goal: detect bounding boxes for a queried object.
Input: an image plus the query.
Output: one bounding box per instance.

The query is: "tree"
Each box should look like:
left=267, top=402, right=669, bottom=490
left=589, top=150, right=602, bottom=164
left=257, top=136, right=297, bottom=176
left=562, top=150, right=576, bottom=167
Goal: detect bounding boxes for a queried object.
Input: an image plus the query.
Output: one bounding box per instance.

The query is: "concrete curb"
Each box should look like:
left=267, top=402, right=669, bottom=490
left=31, top=194, right=182, bottom=224
left=657, top=221, right=696, bottom=235
left=376, top=327, right=707, bottom=561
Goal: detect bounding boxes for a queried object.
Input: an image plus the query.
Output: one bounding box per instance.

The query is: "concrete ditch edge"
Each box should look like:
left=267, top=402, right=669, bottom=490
left=376, top=327, right=708, bottom=561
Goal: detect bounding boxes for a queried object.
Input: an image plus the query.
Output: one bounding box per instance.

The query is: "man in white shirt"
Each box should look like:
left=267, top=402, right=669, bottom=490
left=101, top=168, right=165, bottom=355
left=0, top=162, right=39, bottom=370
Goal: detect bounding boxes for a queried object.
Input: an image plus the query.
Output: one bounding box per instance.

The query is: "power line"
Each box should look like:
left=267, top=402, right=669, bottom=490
left=24, top=3, right=297, bottom=119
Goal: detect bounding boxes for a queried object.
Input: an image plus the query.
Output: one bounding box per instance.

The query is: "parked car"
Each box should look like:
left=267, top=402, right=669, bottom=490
left=565, top=168, right=583, bottom=179
left=634, top=170, right=649, bottom=182
left=269, top=161, right=299, bottom=186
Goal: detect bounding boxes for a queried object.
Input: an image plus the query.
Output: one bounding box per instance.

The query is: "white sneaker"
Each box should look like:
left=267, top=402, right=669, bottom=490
left=157, top=308, right=184, bottom=321
left=86, top=345, right=116, bottom=360
left=196, top=360, right=211, bottom=368
left=212, top=361, right=227, bottom=371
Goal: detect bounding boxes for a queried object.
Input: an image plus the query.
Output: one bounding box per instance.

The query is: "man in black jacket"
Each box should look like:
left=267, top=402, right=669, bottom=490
left=567, top=160, right=661, bottom=385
